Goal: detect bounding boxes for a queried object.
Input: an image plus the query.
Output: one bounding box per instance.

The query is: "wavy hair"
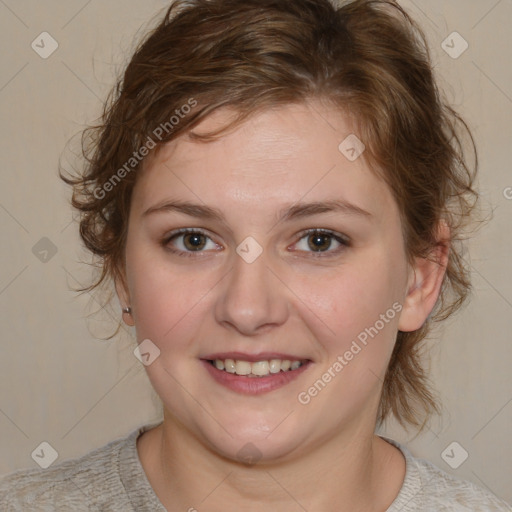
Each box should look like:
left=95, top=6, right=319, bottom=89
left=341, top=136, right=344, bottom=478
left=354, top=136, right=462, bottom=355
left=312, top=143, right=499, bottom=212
left=61, top=0, right=479, bottom=432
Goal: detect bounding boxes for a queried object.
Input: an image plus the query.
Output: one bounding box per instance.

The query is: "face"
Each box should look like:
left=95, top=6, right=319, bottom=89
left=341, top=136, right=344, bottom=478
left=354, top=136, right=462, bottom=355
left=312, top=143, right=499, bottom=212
left=117, top=101, right=434, bottom=463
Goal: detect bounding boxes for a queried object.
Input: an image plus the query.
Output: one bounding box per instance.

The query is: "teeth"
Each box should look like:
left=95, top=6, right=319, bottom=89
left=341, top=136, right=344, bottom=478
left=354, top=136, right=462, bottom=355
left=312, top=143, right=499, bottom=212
left=224, top=359, right=236, bottom=373
left=269, top=360, right=281, bottom=374
left=211, top=358, right=305, bottom=377
left=235, top=360, right=251, bottom=375
left=251, top=361, right=269, bottom=376
left=281, top=360, right=291, bottom=371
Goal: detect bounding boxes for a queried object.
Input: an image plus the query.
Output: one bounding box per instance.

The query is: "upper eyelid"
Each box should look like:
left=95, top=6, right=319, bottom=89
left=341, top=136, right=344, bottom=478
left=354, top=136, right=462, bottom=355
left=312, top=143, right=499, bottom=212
left=295, top=228, right=349, bottom=242
left=165, top=228, right=220, bottom=246
left=166, top=227, right=215, bottom=241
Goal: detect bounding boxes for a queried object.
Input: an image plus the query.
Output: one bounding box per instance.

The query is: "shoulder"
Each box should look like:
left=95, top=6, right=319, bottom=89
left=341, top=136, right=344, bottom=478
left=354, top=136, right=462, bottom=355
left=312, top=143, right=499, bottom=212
left=0, top=427, right=143, bottom=512
left=382, top=436, right=512, bottom=512
left=411, top=457, right=511, bottom=511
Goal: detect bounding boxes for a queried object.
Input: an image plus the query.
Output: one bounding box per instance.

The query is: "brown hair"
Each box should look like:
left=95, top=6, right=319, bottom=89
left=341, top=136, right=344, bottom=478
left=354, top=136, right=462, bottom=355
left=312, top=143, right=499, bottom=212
left=61, top=0, right=479, bottom=432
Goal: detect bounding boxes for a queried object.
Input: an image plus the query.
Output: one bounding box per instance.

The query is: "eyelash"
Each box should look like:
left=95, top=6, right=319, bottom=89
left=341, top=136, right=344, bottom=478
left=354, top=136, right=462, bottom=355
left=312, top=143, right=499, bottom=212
left=161, top=228, right=350, bottom=259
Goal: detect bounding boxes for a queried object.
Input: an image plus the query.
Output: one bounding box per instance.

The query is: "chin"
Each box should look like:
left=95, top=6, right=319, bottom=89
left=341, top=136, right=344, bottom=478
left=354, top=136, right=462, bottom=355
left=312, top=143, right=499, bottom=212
left=195, top=414, right=312, bottom=465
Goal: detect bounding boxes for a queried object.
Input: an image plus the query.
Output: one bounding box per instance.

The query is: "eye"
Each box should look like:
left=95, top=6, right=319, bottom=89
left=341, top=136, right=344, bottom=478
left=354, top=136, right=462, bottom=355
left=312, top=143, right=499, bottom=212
left=292, top=229, right=350, bottom=256
left=161, top=228, right=349, bottom=258
left=163, top=228, right=220, bottom=256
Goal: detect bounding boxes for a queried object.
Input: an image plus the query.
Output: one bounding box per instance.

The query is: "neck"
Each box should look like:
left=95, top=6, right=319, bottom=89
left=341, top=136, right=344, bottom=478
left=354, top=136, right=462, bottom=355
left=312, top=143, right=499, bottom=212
left=137, top=410, right=405, bottom=512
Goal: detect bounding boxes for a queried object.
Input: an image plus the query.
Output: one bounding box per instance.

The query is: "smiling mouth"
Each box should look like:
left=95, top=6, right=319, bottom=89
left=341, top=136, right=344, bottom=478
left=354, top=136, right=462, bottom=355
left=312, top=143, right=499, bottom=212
left=206, top=358, right=309, bottom=378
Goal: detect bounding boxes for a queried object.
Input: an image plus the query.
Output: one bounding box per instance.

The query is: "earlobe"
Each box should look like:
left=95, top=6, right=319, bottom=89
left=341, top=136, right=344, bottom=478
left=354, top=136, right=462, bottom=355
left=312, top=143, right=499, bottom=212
left=115, top=274, right=135, bottom=327
left=398, top=222, right=450, bottom=332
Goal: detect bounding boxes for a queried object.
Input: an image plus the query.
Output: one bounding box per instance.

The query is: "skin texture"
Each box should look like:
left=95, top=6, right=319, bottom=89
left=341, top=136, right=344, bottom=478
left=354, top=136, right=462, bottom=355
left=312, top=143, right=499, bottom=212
left=116, top=101, right=449, bottom=511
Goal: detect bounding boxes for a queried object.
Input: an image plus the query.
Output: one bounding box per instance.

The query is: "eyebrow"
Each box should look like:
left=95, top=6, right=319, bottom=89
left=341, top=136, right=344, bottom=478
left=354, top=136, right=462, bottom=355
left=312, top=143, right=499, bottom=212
left=142, top=199, right=373, bottom=222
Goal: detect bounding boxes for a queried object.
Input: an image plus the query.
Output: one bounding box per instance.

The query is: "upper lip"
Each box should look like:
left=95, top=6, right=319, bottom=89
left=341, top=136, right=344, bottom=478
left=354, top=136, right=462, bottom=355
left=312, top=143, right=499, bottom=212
left=201, top=352, right=311, bottom=363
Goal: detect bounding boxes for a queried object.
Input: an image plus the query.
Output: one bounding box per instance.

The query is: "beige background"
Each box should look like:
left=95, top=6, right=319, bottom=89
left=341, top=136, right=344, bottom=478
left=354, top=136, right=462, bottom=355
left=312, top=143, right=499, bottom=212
left=0, top=0, right=511, bottom=505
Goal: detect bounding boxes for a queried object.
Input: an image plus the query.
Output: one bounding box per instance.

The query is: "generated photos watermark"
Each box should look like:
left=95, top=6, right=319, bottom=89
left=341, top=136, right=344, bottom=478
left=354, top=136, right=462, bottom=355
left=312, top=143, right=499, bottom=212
left=297, top=301, right=403, bottom=405
left=93, top=97, right=197, bottom=200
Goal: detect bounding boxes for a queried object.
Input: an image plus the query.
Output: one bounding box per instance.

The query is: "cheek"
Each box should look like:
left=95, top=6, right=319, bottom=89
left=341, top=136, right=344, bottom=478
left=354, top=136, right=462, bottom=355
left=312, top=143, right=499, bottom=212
left=299, top=266, right=398, bottom=332
left=291, top=264, right=403, bottom=415
left=291, top=255, right=403, bottom=363
left=125, top=246, right=217, bottom=342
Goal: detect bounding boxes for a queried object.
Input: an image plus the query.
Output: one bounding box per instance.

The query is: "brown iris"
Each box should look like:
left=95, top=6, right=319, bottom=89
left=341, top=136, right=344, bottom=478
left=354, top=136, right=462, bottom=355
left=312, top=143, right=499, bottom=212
left=183, top=233, right=207, bottom=251
left=307, top=232, right=332, bottom=252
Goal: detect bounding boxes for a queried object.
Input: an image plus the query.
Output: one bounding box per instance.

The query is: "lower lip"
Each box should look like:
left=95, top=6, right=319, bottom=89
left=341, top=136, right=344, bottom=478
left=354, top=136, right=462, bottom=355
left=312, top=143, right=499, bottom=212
left=201, top=360, right=312, bottom=395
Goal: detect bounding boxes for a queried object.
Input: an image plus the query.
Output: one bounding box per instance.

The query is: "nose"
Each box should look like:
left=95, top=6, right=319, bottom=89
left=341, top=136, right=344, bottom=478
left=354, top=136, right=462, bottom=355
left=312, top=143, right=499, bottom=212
left=214, top=248, right=289, bottom=336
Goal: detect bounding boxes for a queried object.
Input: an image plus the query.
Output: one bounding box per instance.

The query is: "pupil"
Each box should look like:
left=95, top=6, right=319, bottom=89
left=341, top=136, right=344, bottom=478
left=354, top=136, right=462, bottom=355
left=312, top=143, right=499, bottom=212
left=309, top=233, right=330, bottom=251
left=185, top=233, right=206, bottom=251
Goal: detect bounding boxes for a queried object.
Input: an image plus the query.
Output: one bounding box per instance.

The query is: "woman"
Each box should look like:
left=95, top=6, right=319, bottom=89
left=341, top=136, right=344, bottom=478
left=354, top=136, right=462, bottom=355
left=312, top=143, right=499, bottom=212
left=1, top=0, right=510, bottom=510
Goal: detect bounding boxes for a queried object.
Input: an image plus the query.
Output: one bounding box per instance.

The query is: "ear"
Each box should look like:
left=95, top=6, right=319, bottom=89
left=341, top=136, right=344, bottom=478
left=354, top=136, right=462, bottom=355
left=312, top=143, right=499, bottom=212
left=398, top=221, right=450, bottom=332
left=114, top=271, right=135, bottom=327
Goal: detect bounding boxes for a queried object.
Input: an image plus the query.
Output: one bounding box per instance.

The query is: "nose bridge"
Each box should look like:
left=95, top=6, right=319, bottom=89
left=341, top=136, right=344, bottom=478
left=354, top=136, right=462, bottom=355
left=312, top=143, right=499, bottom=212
left=214, top=242, right=288, bottom=334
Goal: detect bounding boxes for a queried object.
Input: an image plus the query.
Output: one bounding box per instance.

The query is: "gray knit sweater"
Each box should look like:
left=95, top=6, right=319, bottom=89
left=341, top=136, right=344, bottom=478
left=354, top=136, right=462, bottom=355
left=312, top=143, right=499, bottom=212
left=1, top=422, right=510, bottom=511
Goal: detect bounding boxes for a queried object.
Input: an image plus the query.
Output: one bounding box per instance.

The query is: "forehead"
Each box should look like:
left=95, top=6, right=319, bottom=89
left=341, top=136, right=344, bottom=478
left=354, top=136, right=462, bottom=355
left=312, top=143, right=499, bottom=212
left=133, top=101, right=398, bottom=224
